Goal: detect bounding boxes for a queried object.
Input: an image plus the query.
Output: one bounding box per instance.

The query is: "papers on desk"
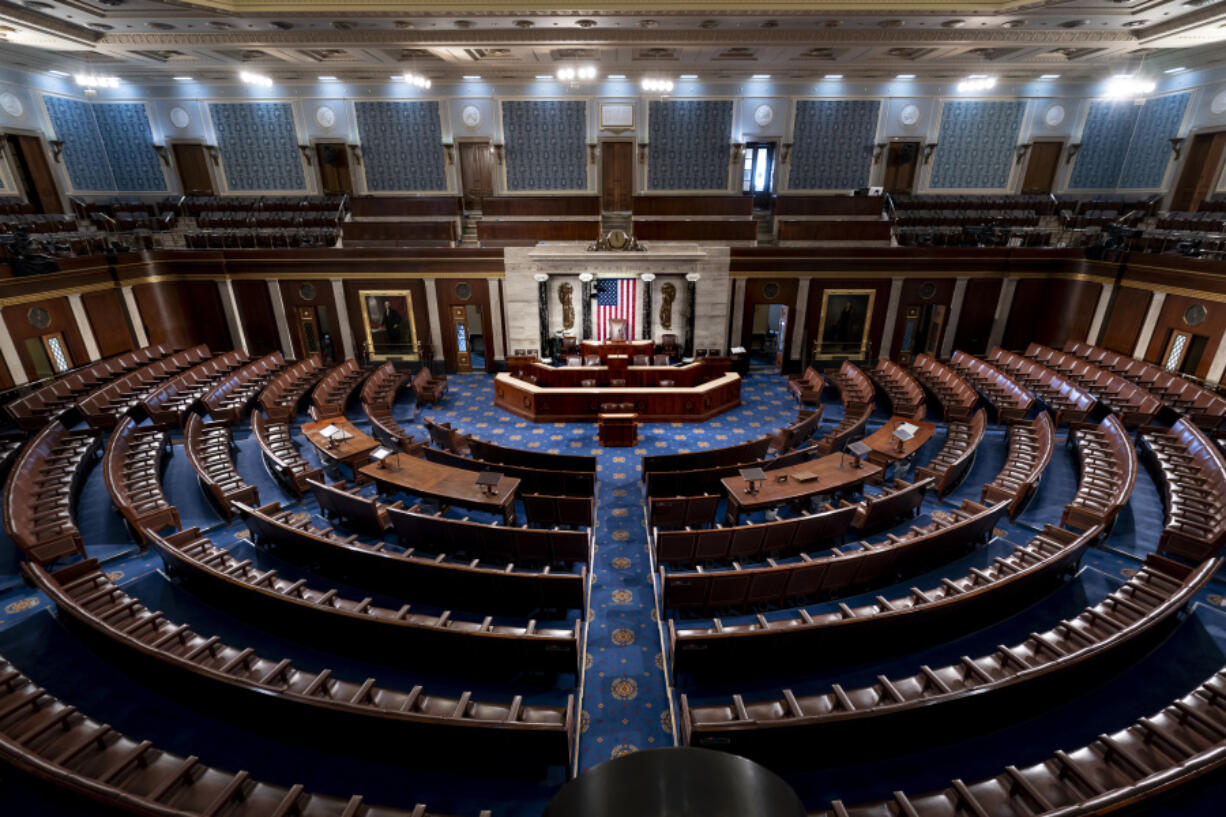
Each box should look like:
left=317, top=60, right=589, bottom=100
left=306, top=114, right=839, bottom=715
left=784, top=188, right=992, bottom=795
left=893, top=422, right=919, bottom=442
left=319, top=424, right=352, bottom=444
left=730, top=347, right=747, bottom=355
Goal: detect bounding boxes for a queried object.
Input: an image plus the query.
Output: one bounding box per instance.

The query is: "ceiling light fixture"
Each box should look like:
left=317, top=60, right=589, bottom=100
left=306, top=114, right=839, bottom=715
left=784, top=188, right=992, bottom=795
left=239, top=70, right=272, bottom=88
left=1039, top=74, right=1061, bottom=80
left=318, top=75, right=338, bottom=82
left=535, top=74, right=553, bottom=80
left=1102, top=73, right=1155, bottom=99
left=824, top=74, right=844, bottom=79
left=751, top=74, right=771, bottom=80
left=48, top=69, right=69, bottom=77
left=74, top=73, right=119, bottom=88
left=607, top=74, right=626, bottom=80
left=957, top=75, right=997, bottom=92
left=641, top=77, right=675, bottom=93
left=1164, top=66, right=1187, bottom=74
left=402, top=71, right=431, bottom=89
left=680, top=74, right=698, bottom=80
left=462, top=75, right=482, bottom=80
left=896, top=73, right=916, bottom=80
left=556, top=65, right=597, bottom=82
left=173, top=76, right=194, bottom=82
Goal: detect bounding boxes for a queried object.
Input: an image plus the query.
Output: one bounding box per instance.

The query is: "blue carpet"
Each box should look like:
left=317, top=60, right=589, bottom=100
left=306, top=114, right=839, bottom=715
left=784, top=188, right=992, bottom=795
left=161, top=439, right=226, bottom=533
left=1105, top=451, right=1166, bottom=559
left=1015, top=434, right=1080, bottom=530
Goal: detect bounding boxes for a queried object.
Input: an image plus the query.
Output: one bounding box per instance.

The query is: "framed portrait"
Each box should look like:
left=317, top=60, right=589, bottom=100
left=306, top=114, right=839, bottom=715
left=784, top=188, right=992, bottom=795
left=360, top=289, right=419, bottom=361
left=815, top=289, right=876, bottom=359
left=600, top=102, right=635, bottom=134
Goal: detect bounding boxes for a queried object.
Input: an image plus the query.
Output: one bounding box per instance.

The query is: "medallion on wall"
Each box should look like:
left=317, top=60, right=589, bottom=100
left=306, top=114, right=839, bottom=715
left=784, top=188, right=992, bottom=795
left=1044, top=104, right=1066, bottom=128
left=1212, top=91, right=1226, bottom=116
left=315, top=106, right=337, bottom=129
left=169, top=106, right=191, bottom=129
left=0, top=92, right=23, bottom=118
left=753, top=104, right=775, bottom=128
left=461, top=105, right=482, bottom=129
left=898, top=104, right=921, bottom=127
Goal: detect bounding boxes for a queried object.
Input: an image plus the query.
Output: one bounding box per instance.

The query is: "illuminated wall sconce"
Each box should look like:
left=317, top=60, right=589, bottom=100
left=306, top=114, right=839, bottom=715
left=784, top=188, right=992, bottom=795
left=587, top=143, right=598, bottom=164
left=638, top=142, right=648, bottom=164
left=152, top=145, right=170, bottom=166
left=348, top=144, right=362, bottom=165
left=921, top=143, right=938, bottom=165
left=1169, top=137, right=1185, bottom=160
left=1065, top=143, right=1081, bottom=164
left=1014, top=143, right=1032, bottom=165
left=872, top=143, right=887, bottom=164
left=48, top=140, right=64, bottom=163
left=442, top=143, right=454, bottom=165
left=493, top=143, right=504, bottom=164
left=781, top=142, right=793, bottom=163
left=298, top=145, right=312, bottom=165
left=205, top=145, right=220, bottom=166
left=730, top=143, right=745, bottom=165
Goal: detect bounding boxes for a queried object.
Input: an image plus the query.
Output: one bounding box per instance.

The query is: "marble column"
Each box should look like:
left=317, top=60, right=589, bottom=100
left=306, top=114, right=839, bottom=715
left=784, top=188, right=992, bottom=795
left=579, top=273, right=593, bottom=340
left=1086, top=283, right=1114, bottom=346
left=790, top=278, right=809, bottom=362
left=536, top=273, right=551, bottom=359
left=119, top=286, right=149, bottom=348
left=67, top=293, right=100, bottom=362
left=986, top=278, right=1018, bottom=351
left=641, top=273, right=655, bottom=341
left=684, top=274, right=698, bottom=358
left=266, top=280, right=294, bottom=357
left=1134, top=291, right=1167, bottom=361
left=488, top=279, right=506, bottom=362
left=1203, top=331, right=1226, bottom=386
left=330, top=280, right=355, bottom=360
left=424, top=280, right=445, bottom=365
left=939, top=277, right=969, bottom=359
left=878, top=278, right=904, bottom=360
left=0, top=311, right=27, bottom=385
left=216, top=280, right=247, bottom=354
left=728, top=278, right=747, bottom=350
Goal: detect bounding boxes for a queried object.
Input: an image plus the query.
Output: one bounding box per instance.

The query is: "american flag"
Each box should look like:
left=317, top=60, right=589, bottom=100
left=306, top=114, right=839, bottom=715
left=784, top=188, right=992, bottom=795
left=595, top=278, right=637, bottom=341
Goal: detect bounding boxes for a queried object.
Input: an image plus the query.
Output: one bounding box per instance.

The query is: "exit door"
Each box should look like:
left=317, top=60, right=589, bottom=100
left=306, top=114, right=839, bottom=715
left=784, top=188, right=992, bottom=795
left=743, top=142, right=775, bottom=209
left=450, top=305, right=472, bottom=373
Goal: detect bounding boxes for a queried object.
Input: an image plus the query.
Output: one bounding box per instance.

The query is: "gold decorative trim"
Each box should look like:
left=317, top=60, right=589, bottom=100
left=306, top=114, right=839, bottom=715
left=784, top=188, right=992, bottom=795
left=0, top=281, right=114, bottom=309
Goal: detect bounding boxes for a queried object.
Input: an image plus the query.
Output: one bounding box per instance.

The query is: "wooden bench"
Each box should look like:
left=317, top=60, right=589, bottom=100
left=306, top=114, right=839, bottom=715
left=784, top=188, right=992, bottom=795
left=986, top=347, right=1098, bottom=426
left=653, top=502, right=858, bottom=568
left=77, top=345, right=210, bottom=429
left=184, top=414, right=258, bottom=521
left=915, top=408, right=986, bottom=496
left=310, top=359, right=369, bottom=419
left=1062, top=414, right=1138, bottom=531
left=423, top=446, right=596, bottom=497
left=910, top=353, right=978, bottom=420
left=250, top=410, right=323, bottom=498
left=103, top=416, right=179, bottom=542
left=1026, top=343, right=1161, bottom=428
left=981, top=411, right=1055, bottom=517
left=201, top=351, right=286, bottom=422
left=1142, top=418, right=1226, bottom=561
left=947, top=350, right=1035, bottom=423
left=141, top=350, right=250, bottom=427
left=361, top=361, right=414, bottom=449
left=412, top=367, right=449, bottom=407
left=258, top=354, right=325, bottom=422
left=867, top=358, right=926, bottom=420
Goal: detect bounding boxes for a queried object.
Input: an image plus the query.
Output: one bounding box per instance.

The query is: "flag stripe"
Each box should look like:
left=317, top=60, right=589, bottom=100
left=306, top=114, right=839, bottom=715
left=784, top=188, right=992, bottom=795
left=594, top=278, right=636, bottom=341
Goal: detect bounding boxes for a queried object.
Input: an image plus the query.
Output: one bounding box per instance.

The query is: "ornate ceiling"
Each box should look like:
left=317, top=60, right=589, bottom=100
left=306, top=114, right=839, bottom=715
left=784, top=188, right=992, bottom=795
left=0, top=0, right=1223, bottom=84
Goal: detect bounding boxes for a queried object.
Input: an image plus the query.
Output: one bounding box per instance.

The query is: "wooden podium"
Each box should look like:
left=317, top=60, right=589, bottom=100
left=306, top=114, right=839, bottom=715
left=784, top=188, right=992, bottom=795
left=598, top=412, right=638, bottom=447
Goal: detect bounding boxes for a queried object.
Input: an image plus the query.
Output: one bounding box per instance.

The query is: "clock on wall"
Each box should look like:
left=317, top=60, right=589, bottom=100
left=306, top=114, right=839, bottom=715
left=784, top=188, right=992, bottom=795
left=461, top=105, right=482, bottom=128
left=315, top=106, right=337, bottom=128
left=753, top=104, right=775, bottom=128
left=899, top=104, right=920, bottom=126
left=0, top=92, right=23, bottom=118
left=1044, top=104, right=1066, bottom=128
left=169, top=106, right=190, bottom=129
left=1212, top=91, right=1226, bottom=116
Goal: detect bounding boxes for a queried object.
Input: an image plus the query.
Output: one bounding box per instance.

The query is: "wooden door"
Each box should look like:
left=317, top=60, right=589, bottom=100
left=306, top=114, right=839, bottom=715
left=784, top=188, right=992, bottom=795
left=315, top=143, right=353, bottom=195
left=1170, top=132, right=1226, bottom=212
left=882, top=142, right=919, bottom=194
left=774, top=306, right=788, bottom=371
left=601, top=141, right=633, bottom=211
left=450, top=305, right=472, bottom=373
left=744, top=143, right=776, bottom=209
left=8, top=135, right=62, bottom=213
left=459, top=142, right=493, bottom=211
left=293, top=306, right=322, bottom=360
left=1021, top=142, right=1062, bottom=194
left=171, top=143, right=214, bottom=196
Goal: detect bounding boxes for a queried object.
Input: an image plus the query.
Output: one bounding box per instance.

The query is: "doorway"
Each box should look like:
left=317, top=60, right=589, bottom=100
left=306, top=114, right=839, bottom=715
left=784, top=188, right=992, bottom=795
left=1021, top=142, right=1062, bottom=194
left=171, top=143, right=214, bottom=195
left=1160, top=328, right=1208, bottom=376
left=743, top=142, right=776, bottom=209
left=450, top=305, right=472, bottom=373
left=458, top=141, right=494, bottom=211
left=601, top=141, right=633, bottom=212
left=748, top=303, right=787, bottom=371
left=464, top=304, right=485, bottom=369
left=6, top=134, right=61, bottom=213
left=897, top=304, right=947, bottom=364
left=293, top=305, right=333, bottom=364
left=315, top=142, right=353, bottom=195
left=1170, top=132, right=1226, bottom=212
left=882, top=141, right=920, bottom=194
left=23, top=332, right=73, bottom=378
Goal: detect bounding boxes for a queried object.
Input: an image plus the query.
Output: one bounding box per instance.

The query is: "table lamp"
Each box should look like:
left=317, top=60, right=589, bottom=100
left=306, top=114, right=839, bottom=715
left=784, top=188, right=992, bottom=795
left=476, top=470, right=503, bottom=496
left=738, top=466, right=767, bottom=495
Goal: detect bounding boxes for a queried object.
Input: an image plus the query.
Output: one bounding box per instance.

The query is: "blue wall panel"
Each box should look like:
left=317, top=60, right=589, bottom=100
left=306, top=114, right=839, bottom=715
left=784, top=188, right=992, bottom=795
left=788, top=100, right=880, bottom=190
left=929, top=100, right=1026, bottom=190
left=648, top=100, right=733, bottom=191
left=501, top=100, right=588, bottom=191
left=43, top=95, right=114, bottom=191
left=354, top=101, right=447, bottom=191
left=1117, top=93, right=1190, bottom=190
left=93, top=103, right=165, bottom=191
left=209, top=102, right=305, bottom=192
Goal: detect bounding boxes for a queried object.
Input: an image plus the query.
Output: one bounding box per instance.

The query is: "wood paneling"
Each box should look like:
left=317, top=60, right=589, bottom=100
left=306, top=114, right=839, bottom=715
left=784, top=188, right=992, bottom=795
left=0, top=354, right=12, bottom=391
left=882, top=142, right=920, bottom=194
left=889, top=277, right=958, bottom=359
left=1145, top=292, right=1222, bottom=378
left=741, top=277, right=799, bottom=366
left=134, top=280, right=229, bottom=352
left=1, top=296, right=88, bottom=377
left=435, top=278, right=493, bottom=373
left=777, top=220, right=892, bottom=242
left=1021, top=142, right=1062, bottom=194
left=601, top=141, right=633, bottom=212
left=477, top=220, right=601, bottom=246
left=633, top=219, right=758, bottom=242
left=952, top=277, right=1002, bottom=355
left=1169, top=132, right=1226, bottom=212
left=482, top=196, right=602, bottom=217
left=82, top=290, right=134, bottom=357
left=233, top=280, right=281, bottom=357
left=9, top=135, right=62, bottom=214
left=632, top=196, right=752, bottom=217
left=350, top=196, right=461, bottom=218
left=341, top=221, right=455, bottom=246
left=774, top=196, right=884, bottom=217
left=804, top=279, right=893, bottom=362
left=315, top=142, right=353, bottom=195
left=171, top=143, right=214, bottom=196
left=1003, top=278, right=1100, bottom=351
left=279, top=279, right=340, bottom=362
left=458, top=142, right=493, bottom=211
left=1100, top=286, right=1153, bottom=355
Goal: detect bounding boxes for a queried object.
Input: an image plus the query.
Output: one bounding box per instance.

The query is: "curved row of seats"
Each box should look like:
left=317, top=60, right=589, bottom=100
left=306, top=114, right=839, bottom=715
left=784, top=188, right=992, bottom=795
left=1065, top=340, right=1226, bottom=430
left=2, top=420, right=101, bottom=564
left=947, top=350, right=1035, bottom=422
left=1140, top=418, right=1226, bottom=562
left=867, top=358, right=926, bottom=419
left=103, top=416, right=179, bottom=543
left=250, top=410, right=323, bottom=498
left=258, top=354, right=325, bottom=422
left=909, top=354, right=977, bottom=420
left=1026, top=343, right=1162, bottom=428
left=1062, top=415, right=1138, bottom=532
left=853, top=477, right=932, bottom=535
left=824, top=360, right=875, bottom=412
left=389, top=502, right=591, bottom=568
left=661, top=499, right=1007, bottom=615
left=78, top=346, right=211, bottom=429
left=424, top=446, right=597, bottom=497
left=653, top=502, right=858, bottom=568
left=980, top=411, right=1056, bottom=517
left=668, top=524, right=1101, bottom=678
left=0, top=652, right=488, bottom=817
left=4, top=344, right=175, bottom=430
left=644, top=444, right=817, bottom=498
left=412, top=367, right=449, bottom=407
left=681, top=554, right=1217, bottom=760
left=141, top=350, right=249, bottom=427
left=769, top=408, right=823, bottom=454
left=310, top=359, right=369, bottom=419
left=184, top=414, right=258, bottom=521
left=201, top=351, right=287, bottom=422
left=150, top=527, right=581, bottom=673
left=915, top=408, right=986, bottom=496
left=985, top=347, right=1098, bottom=425
left=361, top=361, right=414, bottom=449
left=24, top=559, right=574, bottom=765
left=788, top=366, right=824, bottom=404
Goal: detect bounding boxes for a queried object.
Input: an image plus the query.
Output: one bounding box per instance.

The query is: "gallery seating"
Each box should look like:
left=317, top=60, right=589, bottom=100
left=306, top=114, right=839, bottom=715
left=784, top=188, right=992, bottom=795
left=424, top=446, right=597, bottom=497
left=915, top=408, right=986, bottom=496
left=412, top=367, right=449, bottom=407
left=4, top=344, right=175, bottom=430
left=184, top=414, right=258, bottom=521
left=200, top=351, right=287, bottom=422
left=985, top=347, right=1098, bottom=426
left=103, top=416, right=179, bottom=542
left=77, top=345, right=210, bottom=429
left=669, top=523, right=1100, bottom=677
left=2, top=420, right=101, bottom=564
left=150, top=527, right=580, bottom=673
left=981, top=411, right=1055, bottom=516
left=1024, top=343, right=1162, bottom=428
left=257, top=354, right=325, bottom=422
left=852, top=478, right=933, bottom=534
left=909, top=354, right=978, bottom=420
left=140, top=350, right=249, bottom=427
left=867, top=358, right=926, bottom=419
left=361, top=361, right=414, bottom=449
left=25, top=559, right=574, bottom=765
left=0, top=651, right=490, bottom=817
left=1141, top=418, right=1226, bottom=561
left=681, top=553, right=1217, bottom=761
left=522, top=494, right=595, bottom=529
left=660, top=499, right=1007, bottom=614
left=653, top=502, right=858, bottom=568
left=649, top=494, right=721, bottom=530
left=388, top=505, right=592, bottom=567
left=238, top=501, right=585, bottom=614
left=947, top=350, right=1035, bottom=423
left=309, top=359, right=369, bottom=419
left=250, top=410, right=324, bottom=498
left=1061, top=415, right=1138, bottom=532
left=476, top=219, right=601, bottom=247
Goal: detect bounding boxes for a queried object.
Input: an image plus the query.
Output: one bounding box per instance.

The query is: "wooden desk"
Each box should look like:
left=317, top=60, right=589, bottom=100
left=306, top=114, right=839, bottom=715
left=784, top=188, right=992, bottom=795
left=360, top=452, right=520, bottom=524
left=495, top=372, right=742, bottom=422
left=860, top=416, right=937, bottom=466
left=722, top=454, right=882, bottom=525
left=301, top=417, right=379, bottom=472
left=599, top=413, right=638, bottom=447
left=580, top=340, right=654, bottom=363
